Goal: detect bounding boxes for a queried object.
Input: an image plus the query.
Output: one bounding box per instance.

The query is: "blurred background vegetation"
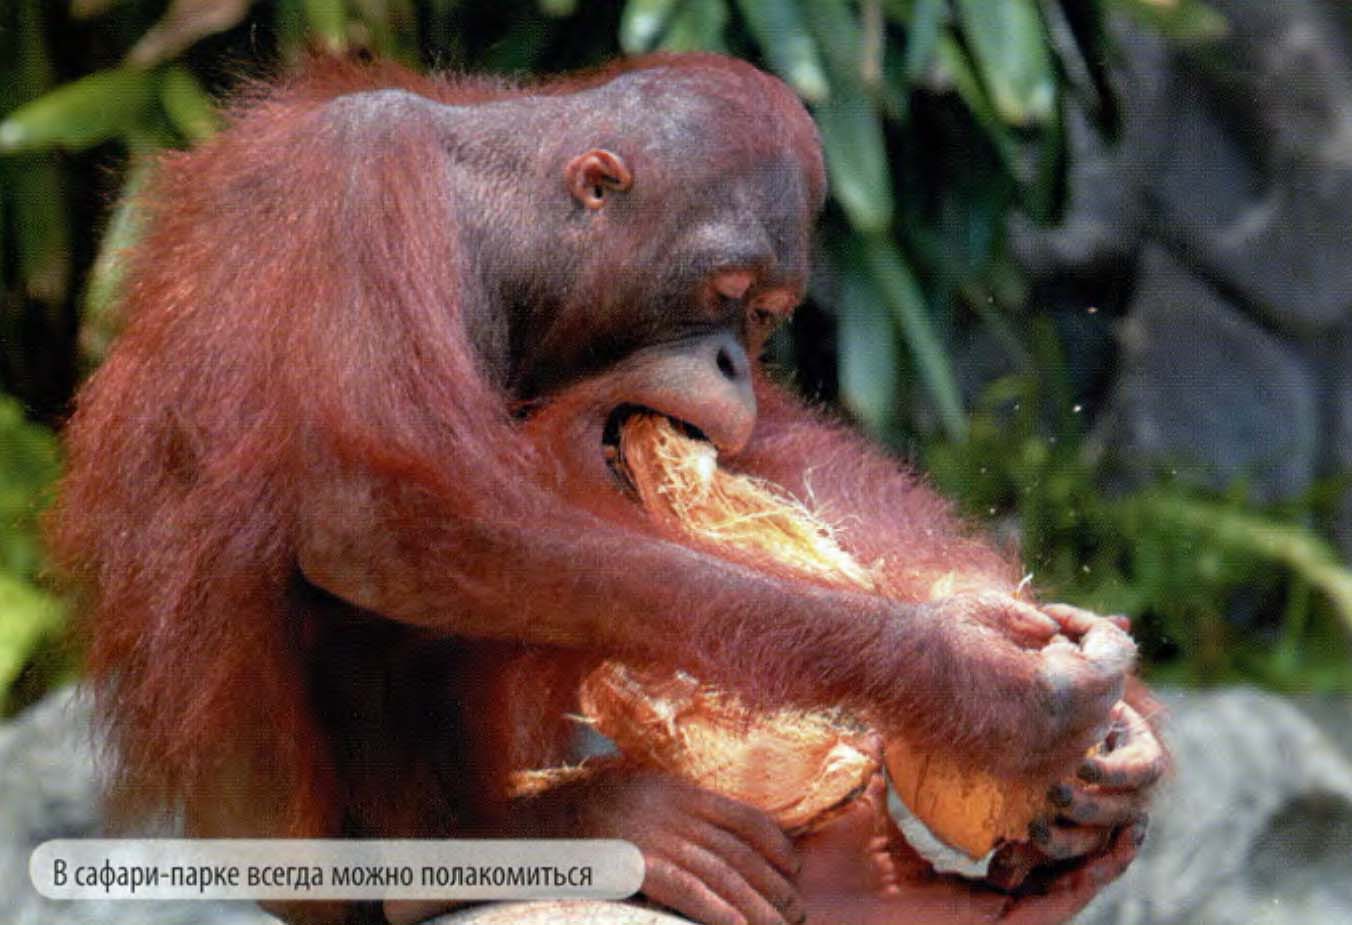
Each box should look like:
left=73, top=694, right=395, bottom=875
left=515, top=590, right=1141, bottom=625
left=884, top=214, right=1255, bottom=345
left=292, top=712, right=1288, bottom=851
left=1, top=0, right=1348, bottom=718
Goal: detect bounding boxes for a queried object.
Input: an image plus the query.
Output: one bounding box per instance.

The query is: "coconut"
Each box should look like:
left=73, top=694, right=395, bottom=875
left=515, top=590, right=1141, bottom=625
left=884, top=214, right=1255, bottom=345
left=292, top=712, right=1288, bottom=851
left=559, top=411, right=1075, bottom=864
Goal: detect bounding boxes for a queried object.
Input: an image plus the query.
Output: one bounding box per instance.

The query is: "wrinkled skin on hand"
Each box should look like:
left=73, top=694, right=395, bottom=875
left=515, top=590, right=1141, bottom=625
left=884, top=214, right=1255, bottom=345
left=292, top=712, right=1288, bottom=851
left=986, top=603, right=1165, bottom=883
left=518, top=763, right=805, bottom=925
left=894, top=592, right=1137, bottom=782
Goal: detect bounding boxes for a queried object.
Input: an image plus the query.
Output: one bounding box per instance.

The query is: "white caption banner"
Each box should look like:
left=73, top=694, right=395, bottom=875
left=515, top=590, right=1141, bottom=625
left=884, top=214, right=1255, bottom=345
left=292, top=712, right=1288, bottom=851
left=31, top=839, right=644, bottom=901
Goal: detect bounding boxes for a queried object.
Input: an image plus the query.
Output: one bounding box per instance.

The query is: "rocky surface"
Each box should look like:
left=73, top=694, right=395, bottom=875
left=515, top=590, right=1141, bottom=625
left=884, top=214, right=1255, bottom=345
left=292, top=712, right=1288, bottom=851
left=1007, top=0, right=1352, bottom=550
left=1076, top=688, right=1352, bottom=925
left=1100, top=246, right=1318, bottom=502
left=0, top=688, right=275, bottom=925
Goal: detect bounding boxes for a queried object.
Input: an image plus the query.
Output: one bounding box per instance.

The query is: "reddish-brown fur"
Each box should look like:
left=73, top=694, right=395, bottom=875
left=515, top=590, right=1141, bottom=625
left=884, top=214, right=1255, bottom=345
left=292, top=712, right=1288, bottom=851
left=49, top=54, right=1154, bottom=925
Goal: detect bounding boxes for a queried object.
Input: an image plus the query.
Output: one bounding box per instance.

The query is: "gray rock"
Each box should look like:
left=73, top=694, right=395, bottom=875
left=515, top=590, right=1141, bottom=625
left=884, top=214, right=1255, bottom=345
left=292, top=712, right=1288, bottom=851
left=1326, top=328, right=1352, bottom=560
left=1020, top=1, right=1352, bottom=343
left=1077, top=688, right=1352, bottom=925
left=1, top=687, right=275, bottom=925
left=1007, top=102, right=1144, bottom=276
left=1007, top=17, right=1167, bottom=279
left=1191, top=0, right=1352, bottom=166
left=1153, top=0, right=1352, bottom=332
left=1184, top=162, right=1352, bottom=334
left=1099, top=246, right=1318, bottom=502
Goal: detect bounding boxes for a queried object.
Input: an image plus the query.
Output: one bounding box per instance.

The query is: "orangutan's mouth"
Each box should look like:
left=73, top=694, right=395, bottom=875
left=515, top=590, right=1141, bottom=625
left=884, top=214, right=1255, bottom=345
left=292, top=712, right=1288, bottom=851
left=602, top=405, right=708, bottom=492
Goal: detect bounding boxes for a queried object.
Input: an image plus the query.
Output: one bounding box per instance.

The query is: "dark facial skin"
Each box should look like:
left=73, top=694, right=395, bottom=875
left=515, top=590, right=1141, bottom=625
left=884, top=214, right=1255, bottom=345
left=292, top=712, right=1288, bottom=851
left=407, top=65, right=820, bottom=450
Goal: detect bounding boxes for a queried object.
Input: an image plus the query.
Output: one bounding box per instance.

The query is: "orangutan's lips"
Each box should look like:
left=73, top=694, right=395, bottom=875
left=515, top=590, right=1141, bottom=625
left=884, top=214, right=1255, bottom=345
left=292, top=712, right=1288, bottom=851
left=602, top=405, right=708, bottom=493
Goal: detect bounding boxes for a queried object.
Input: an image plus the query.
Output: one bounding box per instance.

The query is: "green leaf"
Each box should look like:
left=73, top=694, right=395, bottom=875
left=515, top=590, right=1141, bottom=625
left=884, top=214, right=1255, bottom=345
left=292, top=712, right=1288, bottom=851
left=800, top=0, right=861, bottom=81
left=539, top=0, right=579, bottom=17
left=358, top=0, right=422, bottom=62
left=954, top=0, right=1055, bottom=127
left=0, top=572, right=64, bottom=714
left=799, top=0, right=892, bottom=233
left=0, top=395, right=61, bottom=579
left=659, top=0, right=730, bottom=53
left=904, top=0, right=945, bottom=82
left=859, top=235, right=966, bottom=441
left=1108, top=0, right=1226, bottom=43
left=814, top=85, right=893, bottom=234
left=1025, top=92, right=1064, bottom=222
left=7, top=156, right=70, bottom=306
left=1130, top=492, right=1352, bottom=637
left=82, top=156, right=152, bottom=365
left=0, top=2, right=67, bottom=298
left=879, top=0, right=914, bottom=24
left=160, top=66, right=221, bottom=144
left=0, top=66, right=155, bottom=154
left=733, top=0, right=829, bottom=102
left=621, top=0, right=682, bottom=53
left=0, top=0, right=55, bottom=114
left=934, top=33, right=1023, bottom=179
left=479, top=17, right=557, bottom=72
left=126, top=0, right=254, bottom=67
left=303, top=0, right=349, bottom=53
left=837, top=259, right=901, bottom=437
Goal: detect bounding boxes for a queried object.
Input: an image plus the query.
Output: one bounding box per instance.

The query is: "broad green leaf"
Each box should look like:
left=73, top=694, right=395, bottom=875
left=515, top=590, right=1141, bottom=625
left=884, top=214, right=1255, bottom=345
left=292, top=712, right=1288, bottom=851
left=860, top=235, right=966, bottom=440
left=879, top=0, right=944, bottom=121
left=935, top=33, right=1022, bottom=179
left=814, top=84, right=892, bottom=234
left=800, top=0, right=892, bottom=233
left=303, top=0, right=349, bottom=53
left=539, top=0, right=579, bottom=17
left=1037, top=0, right=1096, bottom=108
left=904, top=0, right=945, bottom=82
left=274, top=0, right=308, bottom=60
left=82, top=157, right=152, bottom=364
left=879, top=0, right=913, bottom=24
left=160, top=65, right=221, bottom=143
left=0, top=572, right=64, bottom=713
left=1108, top=0, right=1226, bottom=43
left=0, top=66, right=154, bottom=154
left=837, top=260, right=900, bottom=437
left=621, top=0, right=681, bottom=53
left=659, top=0, right=730, bottom=53
left=0, top=0, right=66, bottom=301
left=1038, top=0, right=1119, bottom=138
left=0, top=395, right=61, bottom=579
left=8, top=157, right=70, bottom=306
left=1, top=0, right=55, bottom=113
left=126, top=0, right=253, bottom=67
left=1025, top=94, right=1064, bottom=222
left=954, top=0, right=1055, bottom=127
left=733, top=0, right=829, bottom=102
left=801, top=0, right=860, bottom=81
left=381, top=0, right=423, bottom=61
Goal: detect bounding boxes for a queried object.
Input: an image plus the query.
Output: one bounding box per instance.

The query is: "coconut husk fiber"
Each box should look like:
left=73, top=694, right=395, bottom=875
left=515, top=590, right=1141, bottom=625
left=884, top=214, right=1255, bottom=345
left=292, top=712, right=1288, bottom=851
left=569, top=413, right=1057, bottom=860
